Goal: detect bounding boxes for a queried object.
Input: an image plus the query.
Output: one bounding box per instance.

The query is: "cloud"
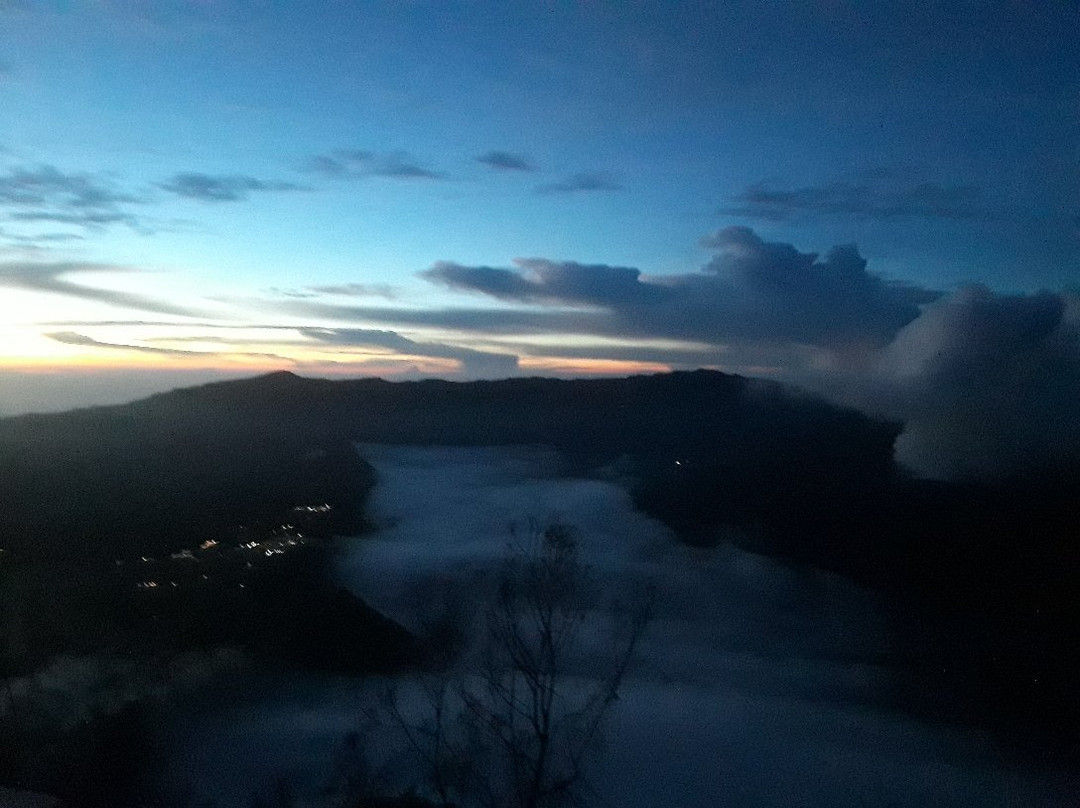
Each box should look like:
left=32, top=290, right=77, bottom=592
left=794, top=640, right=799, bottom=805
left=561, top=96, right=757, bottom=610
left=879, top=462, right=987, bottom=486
left=422, top=227, right=940, bottom=347
left=373, top=161, right=444, bottom=180
left=43, top=332, right=302, bottom=373
left=0, top=165, right=138, bottom=209
left=841, top=286, right=1080, bottom=479
left=278, top=229, right=1080, bottom=478
left=37, top=318, right=270, bottom=329
left=272, top=228, right=939, bottom=381
left=9, top=209, right=144, bottom=230
left=476, top=151, right=536, bottom=172
left=424, top=259, right=665, bottom=308
left=305, top=150, right=373, bottom=176
left=262, top=283, right=401, bottom=301
left=305, top=282, right=400, bottom=300
left=423, top=262, right=569, bottom=304
left=490, top=339, right=733, bottom=369
left=279, top=300, right=606, bottom=337
left=272, top=301, right=763, bottom=371
left=44, top=330, right=200, bottom=356
left=722, top=177, right=993, bottom=222
left=305, top=150, right=445, bottom=180
left=535, top=172, right=622, bottom=194
left=44, top=330, right=296, bottom=365
left=158, top=172, right=305, bottom=202
left=0, top=228, right=84, bottom=246
left=0, top=261, right=201, bottom=317
left=300, top=327, right=518, bottom=377
left=0, top=164, right=148, bottom=234
left=263, top=287, right=319, bottom=299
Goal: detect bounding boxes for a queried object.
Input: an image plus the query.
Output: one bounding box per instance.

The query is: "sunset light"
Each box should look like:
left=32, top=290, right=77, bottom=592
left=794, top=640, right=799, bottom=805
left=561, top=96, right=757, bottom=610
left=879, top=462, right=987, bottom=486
left=1, top=5, right=1078, bottom=805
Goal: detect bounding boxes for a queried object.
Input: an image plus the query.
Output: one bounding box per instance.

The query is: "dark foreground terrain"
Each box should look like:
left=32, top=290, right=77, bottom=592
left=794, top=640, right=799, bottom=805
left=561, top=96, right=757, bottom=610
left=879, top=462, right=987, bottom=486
left=0, top=370, right=1076, bottom=803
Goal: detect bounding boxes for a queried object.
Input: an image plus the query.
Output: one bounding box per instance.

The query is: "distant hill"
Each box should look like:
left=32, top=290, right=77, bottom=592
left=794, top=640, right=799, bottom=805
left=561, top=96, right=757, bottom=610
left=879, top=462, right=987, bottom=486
left=0, top=369, right=899, bottom=559
left=132, top=368, right=900, bottom=466
left=0, top=376, right=374, bottom=561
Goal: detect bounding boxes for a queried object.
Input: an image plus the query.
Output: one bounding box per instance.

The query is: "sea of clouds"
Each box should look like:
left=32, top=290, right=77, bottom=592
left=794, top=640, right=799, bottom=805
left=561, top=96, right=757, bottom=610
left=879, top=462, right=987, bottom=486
left=158, top=445, right=1071, bottom=807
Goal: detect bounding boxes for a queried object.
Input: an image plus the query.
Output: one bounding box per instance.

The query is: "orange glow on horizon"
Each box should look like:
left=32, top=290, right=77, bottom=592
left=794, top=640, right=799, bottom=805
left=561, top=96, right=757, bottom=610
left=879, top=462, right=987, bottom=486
left=518, top=357, right=670, bottom=376
left=0, top=353, right=291, bottom=374
left=0, top=353, right=674, bottom=380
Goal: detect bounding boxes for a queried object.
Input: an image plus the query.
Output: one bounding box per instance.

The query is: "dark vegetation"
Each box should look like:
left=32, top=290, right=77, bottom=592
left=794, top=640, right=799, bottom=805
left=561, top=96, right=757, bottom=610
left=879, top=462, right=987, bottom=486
left=0, top=368, right=1076, bottom=798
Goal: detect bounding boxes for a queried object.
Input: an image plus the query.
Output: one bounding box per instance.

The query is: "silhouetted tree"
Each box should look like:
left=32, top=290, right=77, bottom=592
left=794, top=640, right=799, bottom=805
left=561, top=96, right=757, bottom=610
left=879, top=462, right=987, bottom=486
left=368, top=521, right=651, bottom=808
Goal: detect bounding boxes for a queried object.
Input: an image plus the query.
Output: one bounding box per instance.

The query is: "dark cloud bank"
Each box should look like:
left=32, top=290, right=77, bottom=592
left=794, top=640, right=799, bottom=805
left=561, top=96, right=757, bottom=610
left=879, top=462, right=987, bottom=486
left=425, top=226, right=936, bottom=347
left=418, top=226, right=1080, bottom=480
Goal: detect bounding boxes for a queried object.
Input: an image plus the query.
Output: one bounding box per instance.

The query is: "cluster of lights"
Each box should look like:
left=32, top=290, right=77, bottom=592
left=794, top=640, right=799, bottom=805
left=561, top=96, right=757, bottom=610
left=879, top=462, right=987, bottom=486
left=132, top=536, right=306, bottom=592
left=292, top=503, right=332, bottom=513
left=129, top=508, right=319, bottom=592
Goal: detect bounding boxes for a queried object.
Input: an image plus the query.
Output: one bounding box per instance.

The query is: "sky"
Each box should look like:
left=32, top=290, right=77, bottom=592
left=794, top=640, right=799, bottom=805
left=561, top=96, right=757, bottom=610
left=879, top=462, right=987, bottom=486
left=1, top=0, right=1078, bottom=446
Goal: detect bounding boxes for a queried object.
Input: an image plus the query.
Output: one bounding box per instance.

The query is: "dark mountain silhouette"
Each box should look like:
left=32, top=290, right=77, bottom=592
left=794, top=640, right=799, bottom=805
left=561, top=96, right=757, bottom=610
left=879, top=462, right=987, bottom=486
left=0, top=369, right=899, bottom=559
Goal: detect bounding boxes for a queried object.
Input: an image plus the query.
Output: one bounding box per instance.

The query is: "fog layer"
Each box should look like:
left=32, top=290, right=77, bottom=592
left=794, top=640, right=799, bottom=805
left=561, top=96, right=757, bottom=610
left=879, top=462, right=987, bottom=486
left=160, top=445, right=1069, bottom=807
left=337, top=446, right=1065, bottom=807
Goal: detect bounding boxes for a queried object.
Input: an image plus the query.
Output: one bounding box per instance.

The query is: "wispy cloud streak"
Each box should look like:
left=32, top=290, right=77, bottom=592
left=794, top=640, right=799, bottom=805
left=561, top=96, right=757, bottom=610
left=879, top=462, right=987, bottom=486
left=476, top=151, right=536, bottom=172
left=305, top=149, right=445, bottom=180
left=301, top=326, right=518, bottom=376
left=722, top=176, right=994, bottom=222
left=536, top=172, right=622, bottom=194
left=158, top=172, right=306, bottom=202
left=0, top=261, right=201, bottom=317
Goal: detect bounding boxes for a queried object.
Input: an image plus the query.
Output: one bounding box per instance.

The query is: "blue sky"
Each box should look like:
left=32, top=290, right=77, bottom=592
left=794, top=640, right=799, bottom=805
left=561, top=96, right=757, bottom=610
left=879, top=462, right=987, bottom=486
left=1, top=1, right=1078, bottom=424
